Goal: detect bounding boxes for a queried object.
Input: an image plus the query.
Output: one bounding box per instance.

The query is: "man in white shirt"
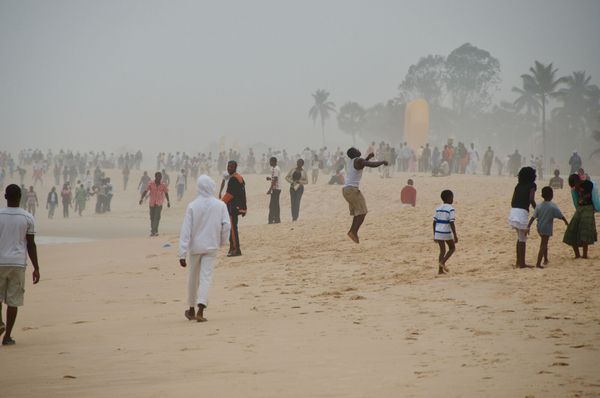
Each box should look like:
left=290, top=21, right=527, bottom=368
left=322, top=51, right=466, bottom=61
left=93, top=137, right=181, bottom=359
left=343, top=147, right=388, bottom=243
left=266, top=157, right=281, bottom=224
left=0, top=184, right=40, bottom=345
left=178, top=175, right=231, bottom=322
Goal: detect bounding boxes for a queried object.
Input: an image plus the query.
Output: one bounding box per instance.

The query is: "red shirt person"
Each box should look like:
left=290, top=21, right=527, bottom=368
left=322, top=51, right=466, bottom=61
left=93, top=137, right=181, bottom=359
left=400, top=179, right=417, bottom=207
left=139, top=172, right=170, bottom=236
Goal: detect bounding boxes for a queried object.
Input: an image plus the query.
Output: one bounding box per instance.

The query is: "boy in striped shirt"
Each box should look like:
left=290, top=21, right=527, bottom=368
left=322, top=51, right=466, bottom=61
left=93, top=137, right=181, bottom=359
left=433, top=190, right=458, bottom=274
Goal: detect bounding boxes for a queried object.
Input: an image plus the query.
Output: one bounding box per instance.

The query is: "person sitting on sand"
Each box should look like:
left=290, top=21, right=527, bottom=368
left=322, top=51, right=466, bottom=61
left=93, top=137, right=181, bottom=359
left=433, top=189, right=458, bottom=274
left=342, top=147, right=388, bottom=243
left=179, top=175, right=231, bottom=322
left=400, top=179, right=416, bottom=207
left=527, top=186, right=568, bottom=268
left=549, top=169, right=563, bottom=189
left=508, top=167, right=537, bottom=268
left=563, top=176, right=597, bottom=259
left=432, top=159, right=450, bottom=177
left=328, top=166, right=345, bottom=185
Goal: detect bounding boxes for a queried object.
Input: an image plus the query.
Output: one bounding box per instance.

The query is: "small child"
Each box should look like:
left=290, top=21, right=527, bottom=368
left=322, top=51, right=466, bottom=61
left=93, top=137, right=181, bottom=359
left=400, top=179, right=417, bottom=207
left=549, top=169, right=563, bottom=189
left=527, top=186, right=568, bottom=268
left=433, top=189, right=458, bottom=274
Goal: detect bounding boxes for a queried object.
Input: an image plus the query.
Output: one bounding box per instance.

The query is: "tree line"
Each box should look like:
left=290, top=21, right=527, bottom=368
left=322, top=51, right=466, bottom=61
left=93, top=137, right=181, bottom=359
left=308, top=43, right=600, bottom=163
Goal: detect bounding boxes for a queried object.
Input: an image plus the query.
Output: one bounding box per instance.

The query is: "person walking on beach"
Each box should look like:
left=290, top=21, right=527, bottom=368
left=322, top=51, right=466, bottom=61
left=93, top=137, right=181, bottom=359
left=311, top=154, right=320, bottom=184
left=75, top=183, right=88, bottom=216
left=285, top=159, right=308, bottom=221
left=122, top=164, right=130, bottom=191
left=222, top=161, right=247, bottom=257
left=176, top=169, right=186, bottom=201
left=433, top=189, right=458, bottom=274
left=179, top=175, right=231, bottom=323
left=266, top=157, right=281, bottom=224
left=342, top=147, right=387, bottom=243
left=61, top=182, right=72, bottom=218
left=0, top=184, right=40, bottom=345
left=46, top=186, right=58, bottom=219
left=138, top=171, right=151, bottom=202
left=508, top=167, right=537, bottom=268
left=139, top=172, right=170, bottom=237
left=527, top=186, right=568, bottom=268
left=25, top=186, right=38, bottom=217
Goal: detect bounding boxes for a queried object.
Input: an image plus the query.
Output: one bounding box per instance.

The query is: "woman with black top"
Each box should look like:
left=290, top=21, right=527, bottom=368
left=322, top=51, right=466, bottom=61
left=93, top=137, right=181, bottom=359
left=508, top=167, right=537, bottom=268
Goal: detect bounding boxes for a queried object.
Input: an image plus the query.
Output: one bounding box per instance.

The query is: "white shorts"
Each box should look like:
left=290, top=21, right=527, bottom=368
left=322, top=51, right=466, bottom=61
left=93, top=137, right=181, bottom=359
left=508, top=208, right=529, bottom=230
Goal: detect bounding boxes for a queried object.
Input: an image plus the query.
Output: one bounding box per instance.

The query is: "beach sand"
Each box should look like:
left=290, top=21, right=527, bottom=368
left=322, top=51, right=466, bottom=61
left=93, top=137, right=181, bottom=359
left=1, top=170, right=599, bottom=397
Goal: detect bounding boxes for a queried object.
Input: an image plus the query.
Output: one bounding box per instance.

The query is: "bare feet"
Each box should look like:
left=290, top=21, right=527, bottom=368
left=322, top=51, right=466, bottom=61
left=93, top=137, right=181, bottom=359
left=184, top=309, right=195, bottom=321
left=196, top=315, right=207, bottom=322
left=536, top=264, right=545, bottom=269
left=543, top=259, right=549, bottom=265
left=438, top=263, right=447, bottom=275
left=347, top=231, right=359, bottom=244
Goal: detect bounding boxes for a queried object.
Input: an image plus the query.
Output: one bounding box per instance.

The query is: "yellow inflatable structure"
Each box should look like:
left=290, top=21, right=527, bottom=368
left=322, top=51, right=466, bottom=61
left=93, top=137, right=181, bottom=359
left=403, top=99, right=429, bottom=150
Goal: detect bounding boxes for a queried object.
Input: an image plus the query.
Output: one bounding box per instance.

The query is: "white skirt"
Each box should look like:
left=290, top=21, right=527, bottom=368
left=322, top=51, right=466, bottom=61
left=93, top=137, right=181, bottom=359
left=508, top=208, right=529, bottom=230
left=434, top=231, right=454, bottom=241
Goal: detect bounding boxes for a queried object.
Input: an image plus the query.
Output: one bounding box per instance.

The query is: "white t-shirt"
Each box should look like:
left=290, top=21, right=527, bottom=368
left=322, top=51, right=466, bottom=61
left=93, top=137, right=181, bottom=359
left=344, top=158, right=363, bottom=188
left=271, top=166, right=281, bottom=190
left=0, top=207, right=36, bottom=267
left=433, top=203, right=455, bottom=236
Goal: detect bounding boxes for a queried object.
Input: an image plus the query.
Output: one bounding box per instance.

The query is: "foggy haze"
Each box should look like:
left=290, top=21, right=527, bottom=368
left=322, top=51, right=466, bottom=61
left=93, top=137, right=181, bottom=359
left=1, top=0, right=599, bottom=154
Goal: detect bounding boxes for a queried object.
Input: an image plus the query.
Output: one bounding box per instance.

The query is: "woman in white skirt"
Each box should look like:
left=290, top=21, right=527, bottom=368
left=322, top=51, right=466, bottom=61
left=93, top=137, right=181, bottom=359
left=508, top=167, right=537, bottom=268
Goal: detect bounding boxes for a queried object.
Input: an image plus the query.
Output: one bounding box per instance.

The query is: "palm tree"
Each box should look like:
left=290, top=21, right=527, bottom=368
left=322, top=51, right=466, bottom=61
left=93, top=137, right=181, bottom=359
left=308, top=89, right=336, bottom=147
left=554, top=71, right=600, bottom=144
left=518, top=61, right=566, bottom=164
left=337, top=102, right=366, bottom=145
left=511, top=86, right=540, bottom=117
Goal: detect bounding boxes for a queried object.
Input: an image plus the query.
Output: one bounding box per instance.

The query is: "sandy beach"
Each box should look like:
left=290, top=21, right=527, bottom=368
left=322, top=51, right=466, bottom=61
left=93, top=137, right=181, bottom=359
left=1, top=169, right=599, bottom=397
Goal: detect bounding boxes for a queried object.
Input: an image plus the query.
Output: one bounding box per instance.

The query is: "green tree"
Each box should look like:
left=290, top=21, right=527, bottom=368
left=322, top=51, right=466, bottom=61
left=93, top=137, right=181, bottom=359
left=364, top=100, right=405, bottom=144
left=308, top=89, right=336, bottom=147
left=337, top=102, right=366, bottom=145
left=511, top=86, right=541, bottom=117
left=553, top=71, right=600, bottom=146
left=519, top=61, right=566, bottom=163
left=398, top=54, right=446, bottom=108
left=445, top=43, right=501, bottom=116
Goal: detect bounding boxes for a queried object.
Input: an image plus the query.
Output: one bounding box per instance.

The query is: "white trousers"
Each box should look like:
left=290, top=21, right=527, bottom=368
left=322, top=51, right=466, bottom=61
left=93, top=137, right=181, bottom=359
left=187, top=252, right=217, bottom=307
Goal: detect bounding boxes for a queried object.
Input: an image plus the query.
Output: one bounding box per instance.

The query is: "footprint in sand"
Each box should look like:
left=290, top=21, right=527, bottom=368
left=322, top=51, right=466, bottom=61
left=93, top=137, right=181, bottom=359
left=350, top=295, right=366, bottom=300
left=22, top=326, right=38, bottom=331
left=549, top=328, right=569, bottom=338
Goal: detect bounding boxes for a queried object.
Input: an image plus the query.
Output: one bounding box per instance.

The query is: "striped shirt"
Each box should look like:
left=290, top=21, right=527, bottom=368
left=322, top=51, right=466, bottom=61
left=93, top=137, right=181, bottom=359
left=433, top=203, right=455, bottom=235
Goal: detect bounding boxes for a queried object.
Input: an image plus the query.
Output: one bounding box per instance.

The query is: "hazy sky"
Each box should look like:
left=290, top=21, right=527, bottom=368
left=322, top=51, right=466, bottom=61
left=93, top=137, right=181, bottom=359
left=1, top=0, right=599, bottom=153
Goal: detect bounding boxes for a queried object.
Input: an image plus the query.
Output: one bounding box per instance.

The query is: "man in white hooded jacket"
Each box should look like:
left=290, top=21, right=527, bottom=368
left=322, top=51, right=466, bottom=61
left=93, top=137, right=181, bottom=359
left=178, top=175, right=231, bottom=322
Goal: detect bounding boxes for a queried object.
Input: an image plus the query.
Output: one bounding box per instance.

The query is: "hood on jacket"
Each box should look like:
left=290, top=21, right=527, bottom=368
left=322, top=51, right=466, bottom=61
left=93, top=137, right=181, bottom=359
left=196, top=175, right=216, bottom=198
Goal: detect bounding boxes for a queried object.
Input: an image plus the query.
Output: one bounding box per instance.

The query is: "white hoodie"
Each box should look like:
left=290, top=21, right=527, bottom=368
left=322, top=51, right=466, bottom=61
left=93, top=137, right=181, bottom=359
left=178, top=175, right=231, bottom=258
